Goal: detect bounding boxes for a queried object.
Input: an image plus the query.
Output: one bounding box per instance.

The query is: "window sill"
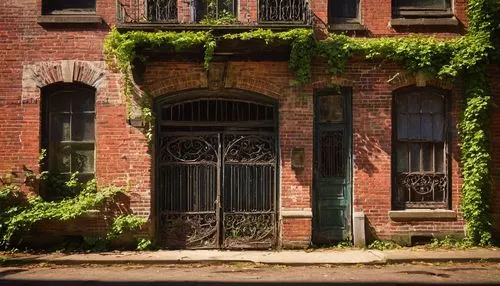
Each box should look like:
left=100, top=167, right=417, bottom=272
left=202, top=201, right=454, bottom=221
left=329, top=23, right=367, bottom=32
left=38, top=14, right=102, bottom=24
left=389, top=209, right=456, bottom=221
left=390, top=17, right=459, bottom=27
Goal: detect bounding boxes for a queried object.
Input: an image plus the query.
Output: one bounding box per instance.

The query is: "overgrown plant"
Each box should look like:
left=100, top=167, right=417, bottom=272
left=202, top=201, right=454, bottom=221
left=106, top=214, right=146, bottom=241
left=0, top=179, right=123, bottom=247
left=367, top=240, right=402, bottom=250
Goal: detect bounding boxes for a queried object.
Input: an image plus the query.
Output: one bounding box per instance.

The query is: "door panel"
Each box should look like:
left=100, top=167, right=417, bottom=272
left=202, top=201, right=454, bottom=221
left=313, top=88, right=352, bottom=244
left=222, top=133, right=277, bottom=249
left=158, top=134, right=220, bottom=249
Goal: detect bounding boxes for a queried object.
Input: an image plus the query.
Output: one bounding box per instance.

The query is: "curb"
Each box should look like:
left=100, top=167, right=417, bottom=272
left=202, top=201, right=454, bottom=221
left=1, top=258, right=387, bottom=266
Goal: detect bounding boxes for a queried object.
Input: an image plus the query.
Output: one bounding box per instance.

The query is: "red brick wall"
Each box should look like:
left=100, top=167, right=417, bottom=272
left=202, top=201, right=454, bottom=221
left=0, top=0, right=152, bottom=232
left=142, top=59, right=467, bottom=245
left=0, top=0, right=484, bottom=246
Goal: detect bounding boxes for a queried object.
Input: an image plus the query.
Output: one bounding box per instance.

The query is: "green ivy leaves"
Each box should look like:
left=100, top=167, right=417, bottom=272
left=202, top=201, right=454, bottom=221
left=460, top=71, right=493, bottom=245
left=0, top=180, right=123, bottom=246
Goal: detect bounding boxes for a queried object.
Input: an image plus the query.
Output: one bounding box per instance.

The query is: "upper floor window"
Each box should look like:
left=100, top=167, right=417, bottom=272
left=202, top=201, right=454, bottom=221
left=392, top=0, right=452, bottom=18
left=42, top=0, right=96, bottom=15
left=193, top=0, right=238, bottom=23
left=41, top=84, right=96, bottom=198
left=393, top=87, right=449, bottom=210
left=329, top=0, right=360, bottom=23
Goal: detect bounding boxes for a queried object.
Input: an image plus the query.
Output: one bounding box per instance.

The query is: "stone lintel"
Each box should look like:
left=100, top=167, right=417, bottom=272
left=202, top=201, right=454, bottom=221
left=389, top=209, right=457, bottom=220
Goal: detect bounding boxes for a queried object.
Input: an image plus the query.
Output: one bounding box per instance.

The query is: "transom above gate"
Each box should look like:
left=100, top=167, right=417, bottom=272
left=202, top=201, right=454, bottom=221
left=156, top=95, right=278, bottom=249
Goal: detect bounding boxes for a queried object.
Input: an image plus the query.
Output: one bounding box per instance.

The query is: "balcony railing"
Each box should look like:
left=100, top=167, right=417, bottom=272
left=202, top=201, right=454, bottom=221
left=117, top=0, right=177, bottom=23
left=117, top=0, right=311, bottom=24
left=258, top=0, right=311, bottom=24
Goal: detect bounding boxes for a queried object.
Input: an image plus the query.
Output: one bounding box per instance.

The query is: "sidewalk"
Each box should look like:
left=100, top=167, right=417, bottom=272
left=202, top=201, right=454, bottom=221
left=2, top=248, right=500, bottom=266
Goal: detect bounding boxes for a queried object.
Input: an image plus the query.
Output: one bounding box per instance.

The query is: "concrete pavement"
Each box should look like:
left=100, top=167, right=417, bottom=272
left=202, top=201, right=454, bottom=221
left=2, top=248, right=500, bottom=266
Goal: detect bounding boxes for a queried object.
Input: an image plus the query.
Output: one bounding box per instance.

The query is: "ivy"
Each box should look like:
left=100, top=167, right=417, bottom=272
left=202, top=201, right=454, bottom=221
left=0, top=179, right=123, bottom=247
left=106, top=214, right=146, bottom=241
left=460, top=70, right=493, bottom=245
left=223, top=28, right=314, bottom=84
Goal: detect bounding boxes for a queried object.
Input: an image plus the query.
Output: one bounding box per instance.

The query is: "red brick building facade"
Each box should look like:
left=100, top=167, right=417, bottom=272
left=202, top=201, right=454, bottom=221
left=0, top=0, right=498, bottom=248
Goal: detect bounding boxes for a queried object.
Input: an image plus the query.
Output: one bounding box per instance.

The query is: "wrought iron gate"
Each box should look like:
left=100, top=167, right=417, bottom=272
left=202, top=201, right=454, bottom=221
left=156, top=96, right=278, bottom=249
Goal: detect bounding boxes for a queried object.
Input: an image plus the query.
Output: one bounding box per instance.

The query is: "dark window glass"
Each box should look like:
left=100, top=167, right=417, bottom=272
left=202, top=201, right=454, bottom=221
left=394, top=88, right=448, bottom=209
left=194, top=0, right=238, bottom=22
left=392, top=0, right=452, bottom=17
left=329, top=0, right=359, bottom=22
left=42, top=0, right=96, bottom=15
left=42, top=84, right=96, bottom=198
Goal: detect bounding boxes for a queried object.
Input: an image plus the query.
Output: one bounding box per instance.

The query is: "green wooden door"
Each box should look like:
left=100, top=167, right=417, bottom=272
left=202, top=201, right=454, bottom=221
left=313, top=88, right=352, bottom=244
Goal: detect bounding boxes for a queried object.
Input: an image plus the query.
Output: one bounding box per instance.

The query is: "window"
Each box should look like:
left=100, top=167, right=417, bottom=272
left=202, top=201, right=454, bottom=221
left=42, top=0, right=96, bottom=15
left=393, top=88, right=449, bottom=209
left=392, top=0, right=452, bottom=18
left=329, top=0, right=360, bottom=23
left=41, top=84, right=96, bottom=197
left=193, top=0, right=238, bottom=23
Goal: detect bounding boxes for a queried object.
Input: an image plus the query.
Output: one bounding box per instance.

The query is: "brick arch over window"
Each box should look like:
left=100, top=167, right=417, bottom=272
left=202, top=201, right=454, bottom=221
left=147, top=75, right=282, bottom=100
left=388, top=71, right=453, bottom=91
left=19, top=61, right=107, bottom=179
left=22, top=60, right=106, bottom=103
left=311, top=77, right=354, bottom=89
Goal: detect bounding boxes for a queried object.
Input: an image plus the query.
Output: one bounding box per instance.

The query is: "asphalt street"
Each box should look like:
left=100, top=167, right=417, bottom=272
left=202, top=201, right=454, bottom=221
left=1, top=262, right=500, bottom=285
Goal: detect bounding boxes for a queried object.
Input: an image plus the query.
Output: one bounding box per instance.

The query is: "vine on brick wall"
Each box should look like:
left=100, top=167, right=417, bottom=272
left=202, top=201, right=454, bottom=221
left=104, top=0, right=498, bottom=245
left=0, top=178, right=123, bottom=248
left=457, top=0, right=498, bottom=245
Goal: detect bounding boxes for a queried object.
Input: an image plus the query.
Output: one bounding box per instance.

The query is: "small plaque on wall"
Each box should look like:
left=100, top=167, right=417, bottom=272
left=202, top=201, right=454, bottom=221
left=291, top=147, right=305, bottom=171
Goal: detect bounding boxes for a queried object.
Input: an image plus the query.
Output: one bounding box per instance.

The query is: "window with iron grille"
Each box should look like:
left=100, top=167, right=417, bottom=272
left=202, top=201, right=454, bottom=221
left=329, top=0, right=360, bottom=23
left=392, top=0, right=452, bottom=18
left=41, top=84, right=95, bottom=197
left=193, top=0, right=238, bottom=23
left=42, top=0, right=96, bottom=15
left=393, top=87, right=449, bottom=209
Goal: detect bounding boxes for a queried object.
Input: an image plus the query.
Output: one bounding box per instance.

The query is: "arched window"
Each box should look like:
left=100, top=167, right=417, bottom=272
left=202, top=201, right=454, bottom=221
left=41, top=84, right=95, bottom=197
left=393, top=87, right=449, bottom=209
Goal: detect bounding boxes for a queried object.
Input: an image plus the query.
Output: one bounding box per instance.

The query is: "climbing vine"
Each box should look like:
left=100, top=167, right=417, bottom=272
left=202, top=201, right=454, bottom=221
left=104, top=0, right=498, bottom=245
left=0, top=178, right=123, bottom=247
left=457, top=0, right=497, bottom=245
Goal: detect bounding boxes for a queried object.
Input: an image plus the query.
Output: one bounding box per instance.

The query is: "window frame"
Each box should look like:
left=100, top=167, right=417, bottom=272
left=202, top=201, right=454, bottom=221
left=41, top=83, right=96, bottom=197
left=391, top=86, right=451, bottom=210
left=392, top=0, right=453, bottom=18
left=192, top=0, right=238, bottom=23
left=329, top=0, right=361, bottom=24
left=41, top=0, right=97, bottom=15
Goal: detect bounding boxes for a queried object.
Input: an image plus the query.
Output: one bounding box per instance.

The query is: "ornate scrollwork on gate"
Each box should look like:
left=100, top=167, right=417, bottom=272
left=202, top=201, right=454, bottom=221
left=396, top=173, right=448, bottom=208
left=223, top=213, right=275, bottom=248
left=223, top=135, right=275, bottom=163
left=159, top=136, right=218, bottom=163
left=161, top=212, right=218, bottom=248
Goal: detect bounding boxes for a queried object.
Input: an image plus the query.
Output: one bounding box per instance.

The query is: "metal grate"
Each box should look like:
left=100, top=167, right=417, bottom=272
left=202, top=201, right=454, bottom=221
left=258, top=0, right=312, bottom=24
left=157, top=98, right=277, bottom=249
left=320, top=131, right=345, bottom=178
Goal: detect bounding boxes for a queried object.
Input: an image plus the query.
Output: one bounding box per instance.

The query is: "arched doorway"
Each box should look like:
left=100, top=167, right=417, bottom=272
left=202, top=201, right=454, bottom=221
left=155, top=90, right=279, bottom=249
